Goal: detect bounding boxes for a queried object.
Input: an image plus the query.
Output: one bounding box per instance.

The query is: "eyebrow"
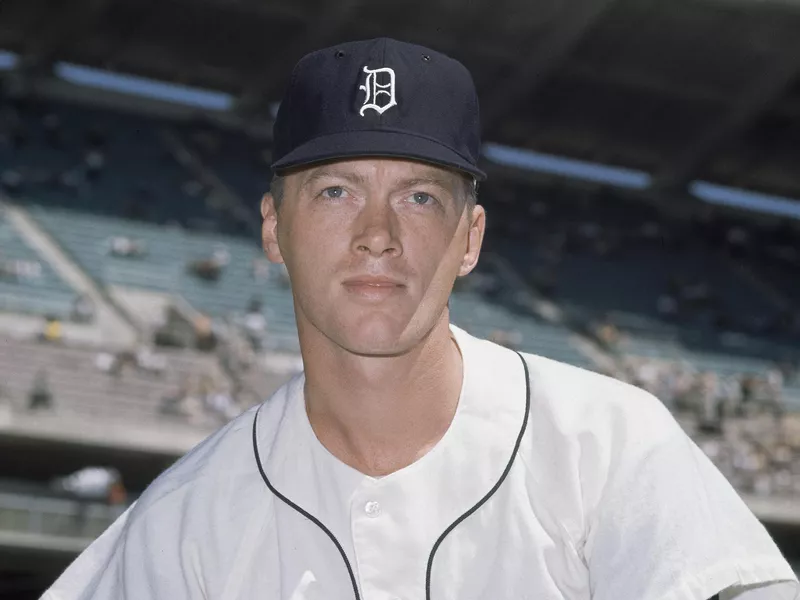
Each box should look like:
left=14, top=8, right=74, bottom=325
left=395, top=176, right=458, bottom=193
left=300, top=169, right=459, bottom=193
left=300, top=169, right=368, bottom=191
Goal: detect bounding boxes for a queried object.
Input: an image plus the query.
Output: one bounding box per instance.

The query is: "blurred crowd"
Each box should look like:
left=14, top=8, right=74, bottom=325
left=609, top=356, right=794, bottom=427
left=0, top=94, right=268, bottom=238
left=158, top=372, right=240, bottom=426
left=3, top=94, right=800, bottom=510
left=610, top=356, right=800, bottom=498
left=698, top=424, right=800, bottom=499
left=0, top=105, right=114, bottom=201
left=489, top=188, right=800, bottom=341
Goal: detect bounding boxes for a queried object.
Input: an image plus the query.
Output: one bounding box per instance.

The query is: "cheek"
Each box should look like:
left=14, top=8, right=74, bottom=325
left=410, top=227, right=466, bottom=288
left=281, top=217, right=345, bottom=281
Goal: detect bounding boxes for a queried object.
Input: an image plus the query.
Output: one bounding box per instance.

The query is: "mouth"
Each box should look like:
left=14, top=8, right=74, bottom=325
left=343, top=276, right=404, bottom=287
left=342, top=276, right=406, bottom=300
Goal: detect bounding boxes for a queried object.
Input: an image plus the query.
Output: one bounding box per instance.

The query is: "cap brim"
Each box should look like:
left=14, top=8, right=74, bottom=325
left=271, top=130, right=486, bottom=181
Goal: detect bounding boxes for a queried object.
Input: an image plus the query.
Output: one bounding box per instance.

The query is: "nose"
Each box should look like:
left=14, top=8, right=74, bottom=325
left=352, top=200, right=402, bottom=258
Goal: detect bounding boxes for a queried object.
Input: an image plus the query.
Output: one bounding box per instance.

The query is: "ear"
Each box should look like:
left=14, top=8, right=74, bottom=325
left=458, top=204, right=485, bottom=276
left=261, top=194, right=285, bottom=264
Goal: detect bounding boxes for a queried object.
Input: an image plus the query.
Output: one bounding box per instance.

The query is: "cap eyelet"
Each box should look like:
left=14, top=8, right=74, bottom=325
left=335, top=50, right=346, bottom=58
left=422, top=54, right=431, bottom=62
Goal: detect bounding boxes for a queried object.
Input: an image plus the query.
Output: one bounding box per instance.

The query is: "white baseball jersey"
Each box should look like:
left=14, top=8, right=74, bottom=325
left=44, top=325, right=798, bottom=600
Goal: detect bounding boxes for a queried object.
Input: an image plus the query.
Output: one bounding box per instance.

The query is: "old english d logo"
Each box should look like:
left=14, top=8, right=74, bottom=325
left=358, top=66, right=397, bottom=116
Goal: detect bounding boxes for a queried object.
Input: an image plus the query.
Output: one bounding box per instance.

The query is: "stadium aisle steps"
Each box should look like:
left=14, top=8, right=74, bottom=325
left=3, top=203, right=138, bottom=346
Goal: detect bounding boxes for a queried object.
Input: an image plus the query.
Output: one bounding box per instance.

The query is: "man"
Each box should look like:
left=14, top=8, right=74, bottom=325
left=28, top=368, right=53, bottom=410
left=51, top=467, right=128, bottom=535
left=44, top=38, right=797, bottom=600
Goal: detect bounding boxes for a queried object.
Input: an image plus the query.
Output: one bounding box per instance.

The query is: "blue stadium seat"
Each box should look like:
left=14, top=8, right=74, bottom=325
left=449, top=290, right=592, bottom=367
left=29, top=207, right=299, bottom=351
left=0, top=211, right=76, bottom=319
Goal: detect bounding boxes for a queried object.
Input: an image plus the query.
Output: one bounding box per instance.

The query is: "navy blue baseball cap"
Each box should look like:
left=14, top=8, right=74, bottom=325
left=271, top=38, right=486, bottom=181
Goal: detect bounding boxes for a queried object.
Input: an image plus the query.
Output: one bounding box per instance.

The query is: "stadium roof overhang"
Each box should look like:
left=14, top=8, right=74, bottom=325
left=2, top=0, right=800, bottom=203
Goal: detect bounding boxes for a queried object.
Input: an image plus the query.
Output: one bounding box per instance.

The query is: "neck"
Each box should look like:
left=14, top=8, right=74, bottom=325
left=300, top=316, right=463, bottom=477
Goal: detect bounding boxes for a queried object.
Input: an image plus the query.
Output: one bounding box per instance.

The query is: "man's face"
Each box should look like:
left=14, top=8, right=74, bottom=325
left=261, top=158, right=485, bottom=356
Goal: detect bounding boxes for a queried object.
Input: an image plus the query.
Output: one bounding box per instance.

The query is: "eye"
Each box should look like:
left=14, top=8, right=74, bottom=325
left=409, top=192, right=434, bottom=206
left=321, top=186, right=346, bottom=199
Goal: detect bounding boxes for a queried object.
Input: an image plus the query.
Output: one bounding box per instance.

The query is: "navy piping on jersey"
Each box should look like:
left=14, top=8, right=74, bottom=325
left=425, top=351, right=531, bottom=599
left=252, top=404, right=362, bottom=599
left=252, top=350, right=531, bottom=600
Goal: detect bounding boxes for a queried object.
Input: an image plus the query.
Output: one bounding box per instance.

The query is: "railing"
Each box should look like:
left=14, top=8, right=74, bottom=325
left=0, top=491, right=125, bottom=541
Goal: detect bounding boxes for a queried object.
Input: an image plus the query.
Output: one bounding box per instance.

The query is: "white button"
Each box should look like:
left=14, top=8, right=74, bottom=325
left=364, top=501, right=381, bottom=517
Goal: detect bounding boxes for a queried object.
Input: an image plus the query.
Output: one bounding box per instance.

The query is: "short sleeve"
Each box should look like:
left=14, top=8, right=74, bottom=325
left=42, top=508, right=132, bottom=600
left=583, top=422, right=799, bottom=600
left=42, top=502, right=203, bottom=600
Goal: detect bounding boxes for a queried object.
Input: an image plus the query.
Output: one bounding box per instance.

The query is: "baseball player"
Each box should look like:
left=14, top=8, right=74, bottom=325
left=44, top=38, right=798, bottom=600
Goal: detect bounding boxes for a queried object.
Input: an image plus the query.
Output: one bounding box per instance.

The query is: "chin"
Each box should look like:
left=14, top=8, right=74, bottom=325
left=333, top=311, right=426, bottom=357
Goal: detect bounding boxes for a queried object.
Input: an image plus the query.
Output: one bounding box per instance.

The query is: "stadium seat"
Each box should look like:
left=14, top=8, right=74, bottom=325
left=28, top=207, right=300, bottom=351
left=0, top=211, right=76, bottom=319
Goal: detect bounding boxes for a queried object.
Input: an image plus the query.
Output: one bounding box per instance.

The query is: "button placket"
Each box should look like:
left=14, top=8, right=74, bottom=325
left=351, top=480, right=395, bottom=600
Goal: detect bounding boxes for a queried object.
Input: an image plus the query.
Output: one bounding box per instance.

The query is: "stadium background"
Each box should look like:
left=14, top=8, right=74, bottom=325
left=1, top=0, right=800, bottom=596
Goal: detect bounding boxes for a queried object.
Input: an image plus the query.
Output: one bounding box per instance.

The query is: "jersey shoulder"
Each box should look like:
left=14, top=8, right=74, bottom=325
left=511, top=350, right=689, bottom=546
left=128, top=374, right=299, bottom=523
left=519, top=350, right=682, bottom=445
